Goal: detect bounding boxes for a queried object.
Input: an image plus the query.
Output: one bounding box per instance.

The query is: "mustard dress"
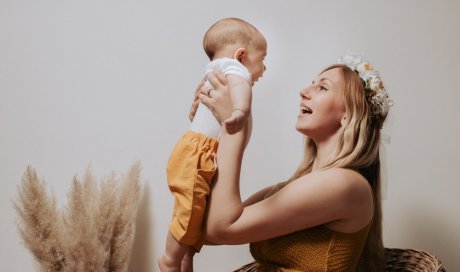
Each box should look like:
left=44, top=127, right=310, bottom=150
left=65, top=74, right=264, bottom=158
left=235, top=224, right=370, bottom=272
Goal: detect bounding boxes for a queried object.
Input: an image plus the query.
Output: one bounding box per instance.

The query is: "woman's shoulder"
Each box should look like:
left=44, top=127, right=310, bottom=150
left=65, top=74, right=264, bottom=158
left=300, top=167, right=370, bottom=194
left=298, top=168, right=373, bottom=225
left=283, top=167, right=372, bottom=208
left=304, top=168, right=373, bottom=232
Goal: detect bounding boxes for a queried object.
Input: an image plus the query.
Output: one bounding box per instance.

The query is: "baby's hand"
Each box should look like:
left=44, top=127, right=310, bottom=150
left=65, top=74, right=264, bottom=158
left=224, top=109, right=248, bottom=134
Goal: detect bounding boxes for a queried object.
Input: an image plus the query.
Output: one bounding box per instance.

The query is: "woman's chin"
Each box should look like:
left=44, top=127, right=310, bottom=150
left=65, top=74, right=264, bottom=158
left=295, top=123, right=311, bottom=136
left=296, top=116, right=309, bottom=130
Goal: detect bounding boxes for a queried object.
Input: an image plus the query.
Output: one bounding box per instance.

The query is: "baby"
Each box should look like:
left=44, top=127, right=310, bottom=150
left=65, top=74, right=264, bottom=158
left=159, top=18, right=267, bottom=272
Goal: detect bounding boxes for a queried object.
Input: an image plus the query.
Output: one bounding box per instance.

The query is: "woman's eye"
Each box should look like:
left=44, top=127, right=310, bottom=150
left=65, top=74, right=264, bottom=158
left=319, top=86, right=328, bottom=91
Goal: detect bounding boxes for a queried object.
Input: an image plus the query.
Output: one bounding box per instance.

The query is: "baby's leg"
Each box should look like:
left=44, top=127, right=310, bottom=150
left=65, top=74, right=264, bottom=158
left=181, top=247, right=195, bottom=272
left=158, top=232, right=189, bottom=272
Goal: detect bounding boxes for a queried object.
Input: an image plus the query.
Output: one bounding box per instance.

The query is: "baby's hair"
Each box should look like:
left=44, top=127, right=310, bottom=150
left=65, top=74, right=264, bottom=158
left=203, top=18, right=265, bottom=60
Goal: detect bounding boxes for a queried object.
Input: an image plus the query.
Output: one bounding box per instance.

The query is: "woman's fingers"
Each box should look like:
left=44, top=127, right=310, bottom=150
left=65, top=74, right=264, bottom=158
left=200, top=86, right=213, bottom=97
left=189, top=78, right=206, bottom=122
left=190, top=71, right=228, bottom=123
left=199, top=93, right=214, bottom=113
left=214, top=69, right=227, bottom=84
left=207, top=69, right=227, bottom=90
left=195, top=78, right=206, bottom=96
left=198, top=68, right=234, bottom=124
left=189, top=99, right=200, bottom=122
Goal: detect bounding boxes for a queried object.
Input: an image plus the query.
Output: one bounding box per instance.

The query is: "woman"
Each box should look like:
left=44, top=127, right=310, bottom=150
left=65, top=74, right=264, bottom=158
left=193, top=54, right=392, bottom=271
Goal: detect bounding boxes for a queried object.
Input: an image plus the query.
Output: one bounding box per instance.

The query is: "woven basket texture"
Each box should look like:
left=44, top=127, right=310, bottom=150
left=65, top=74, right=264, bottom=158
left=385, top=248, right=446, bottom=272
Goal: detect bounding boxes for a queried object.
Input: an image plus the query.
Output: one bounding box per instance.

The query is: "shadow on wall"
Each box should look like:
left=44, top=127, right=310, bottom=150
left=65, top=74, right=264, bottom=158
left=403, top=204, right=458, bottom=271
left=128, top=185, right=153, bottom=272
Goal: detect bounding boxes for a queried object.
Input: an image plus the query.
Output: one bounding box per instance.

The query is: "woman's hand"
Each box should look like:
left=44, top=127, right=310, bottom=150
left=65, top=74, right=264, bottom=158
left=199, top=69, right=234, bottom=124
left=189, top=78, right=206, bottom=122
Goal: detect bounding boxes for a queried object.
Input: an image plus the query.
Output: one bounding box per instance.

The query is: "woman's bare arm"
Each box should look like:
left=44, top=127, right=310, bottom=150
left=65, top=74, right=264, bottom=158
left=242, top=181, right=289, bottom=207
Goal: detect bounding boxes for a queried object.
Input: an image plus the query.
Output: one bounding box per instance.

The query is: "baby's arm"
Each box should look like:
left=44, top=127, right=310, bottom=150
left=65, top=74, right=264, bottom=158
left=224, top=74, right=252, bottom=134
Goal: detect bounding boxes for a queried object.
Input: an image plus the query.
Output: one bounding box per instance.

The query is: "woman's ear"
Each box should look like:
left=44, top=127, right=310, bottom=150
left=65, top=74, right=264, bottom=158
left=340, top=115, right=347, bottom=126
left=234, top=47, right=247, bottom=62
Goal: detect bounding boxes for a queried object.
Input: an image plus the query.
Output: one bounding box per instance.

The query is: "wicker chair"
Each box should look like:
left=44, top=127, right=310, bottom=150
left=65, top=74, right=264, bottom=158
left=385, top=248, right=446, bottom=271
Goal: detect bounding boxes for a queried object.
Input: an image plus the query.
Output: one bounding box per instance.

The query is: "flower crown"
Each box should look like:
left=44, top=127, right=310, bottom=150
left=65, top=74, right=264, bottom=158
left=338, top=53, right=393, bottom=123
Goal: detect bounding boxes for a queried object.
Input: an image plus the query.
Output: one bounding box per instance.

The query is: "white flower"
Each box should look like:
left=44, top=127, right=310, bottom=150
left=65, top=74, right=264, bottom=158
left=369, top=75, right=383, bottom=90
left=338, top=53, right=393, bottom=119
left=357, top=62, right=373, bottom=74
left=338, top=53, right=362, bottom=70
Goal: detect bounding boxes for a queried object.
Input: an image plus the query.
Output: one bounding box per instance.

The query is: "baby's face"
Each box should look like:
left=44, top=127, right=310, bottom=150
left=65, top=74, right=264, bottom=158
left=243, top=45, right=267, bottom=84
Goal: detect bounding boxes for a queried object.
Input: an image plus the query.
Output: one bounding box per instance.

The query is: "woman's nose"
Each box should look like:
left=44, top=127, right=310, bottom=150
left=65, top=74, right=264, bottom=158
left=299, top=86, right=312, bottom=99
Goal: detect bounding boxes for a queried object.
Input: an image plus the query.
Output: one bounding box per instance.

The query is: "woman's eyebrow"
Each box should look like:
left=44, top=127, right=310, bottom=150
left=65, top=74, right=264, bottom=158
left=319, top=78, right=333, bottom=85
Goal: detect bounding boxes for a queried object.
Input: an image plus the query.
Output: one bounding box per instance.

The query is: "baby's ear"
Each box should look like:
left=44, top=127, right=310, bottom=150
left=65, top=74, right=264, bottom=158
left=234, top=47, right=247, bottom=62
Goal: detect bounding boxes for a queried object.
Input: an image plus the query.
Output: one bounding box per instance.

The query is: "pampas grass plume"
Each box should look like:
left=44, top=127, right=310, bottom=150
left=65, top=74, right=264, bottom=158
left=109, top=162, right=142, bottom=272
left=62, top=170, right=105, bottom=272
left=95, top=172, right=119, bottom=270
left=14, top=163, right=143, bottom=272
left=13, top=166, right=65, bottom=272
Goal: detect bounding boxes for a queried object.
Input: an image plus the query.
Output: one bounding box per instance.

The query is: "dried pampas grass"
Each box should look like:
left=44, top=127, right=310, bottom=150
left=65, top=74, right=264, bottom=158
left=109, top=163, right=142, bottom=272
left=13, top=166, right=65, bottom=272
left=13, top=163, right=142, bottom=272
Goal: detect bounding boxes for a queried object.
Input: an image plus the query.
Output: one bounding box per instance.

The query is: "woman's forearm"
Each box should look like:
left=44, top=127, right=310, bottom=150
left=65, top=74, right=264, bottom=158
left=205, top=126, right=248, bottom=242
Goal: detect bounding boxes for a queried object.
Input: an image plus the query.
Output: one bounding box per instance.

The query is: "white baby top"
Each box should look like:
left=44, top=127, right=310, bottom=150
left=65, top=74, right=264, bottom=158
left=190, top=58, right=251, bottom=139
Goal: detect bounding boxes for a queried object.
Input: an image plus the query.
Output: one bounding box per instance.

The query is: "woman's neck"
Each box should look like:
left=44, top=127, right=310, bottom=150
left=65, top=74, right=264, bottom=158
left=311, top=132, right=340, bottom=171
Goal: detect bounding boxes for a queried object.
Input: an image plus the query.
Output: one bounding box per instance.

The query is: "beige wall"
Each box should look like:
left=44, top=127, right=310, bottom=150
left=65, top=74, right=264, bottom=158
left=1, top=0, right=459, bottom=271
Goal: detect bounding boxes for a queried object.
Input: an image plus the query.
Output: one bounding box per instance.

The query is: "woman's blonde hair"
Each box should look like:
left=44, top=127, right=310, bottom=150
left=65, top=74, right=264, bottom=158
left=288, top=64, right=386, bottom=271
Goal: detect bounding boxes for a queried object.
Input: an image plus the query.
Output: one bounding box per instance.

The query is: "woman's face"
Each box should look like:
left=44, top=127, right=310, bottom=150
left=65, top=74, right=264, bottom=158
left=296, top=67, right=346, bottom=140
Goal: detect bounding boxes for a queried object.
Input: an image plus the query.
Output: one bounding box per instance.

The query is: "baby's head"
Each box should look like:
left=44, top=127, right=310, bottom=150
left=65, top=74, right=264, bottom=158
left=203, top=18, right=267, bottom=83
